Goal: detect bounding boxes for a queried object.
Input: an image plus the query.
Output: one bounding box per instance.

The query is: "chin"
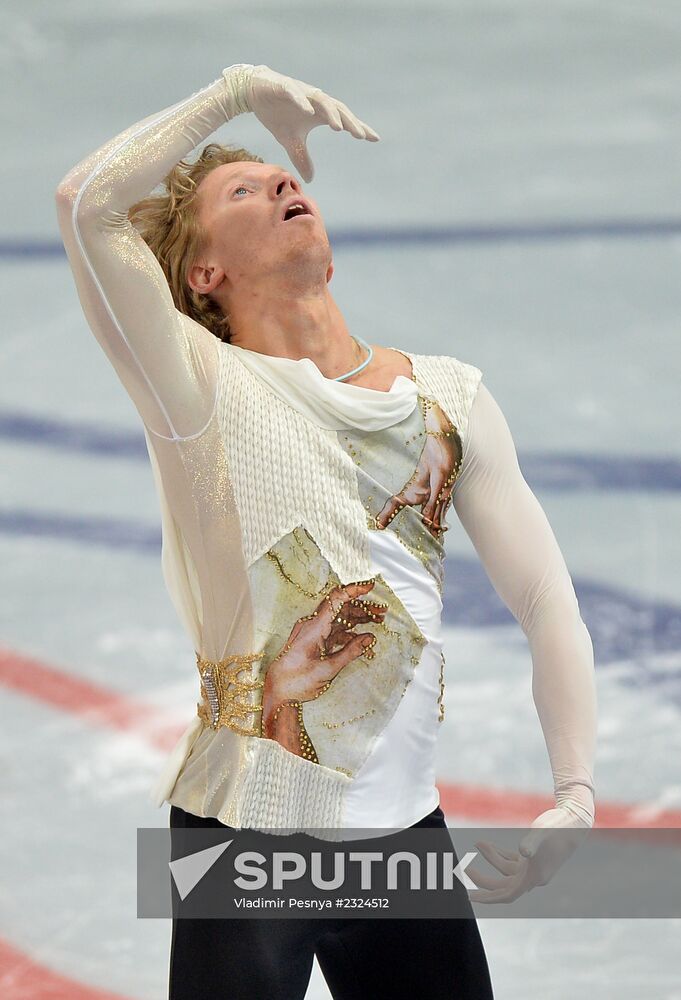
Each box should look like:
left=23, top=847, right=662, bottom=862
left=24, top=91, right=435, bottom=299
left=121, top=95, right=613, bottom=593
left=284, top=239, right=330, bottom=265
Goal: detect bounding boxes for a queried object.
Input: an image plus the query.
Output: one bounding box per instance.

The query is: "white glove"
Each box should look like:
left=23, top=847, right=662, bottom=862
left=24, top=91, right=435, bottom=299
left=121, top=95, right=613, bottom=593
left=466, top=805, right=592, bottom=904
left=223, top=63, right=380, bottom=183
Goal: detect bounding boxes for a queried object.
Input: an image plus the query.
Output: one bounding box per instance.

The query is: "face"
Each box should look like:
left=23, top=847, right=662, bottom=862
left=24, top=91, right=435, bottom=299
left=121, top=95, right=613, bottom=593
left=188, top=160, right=334, bottom=299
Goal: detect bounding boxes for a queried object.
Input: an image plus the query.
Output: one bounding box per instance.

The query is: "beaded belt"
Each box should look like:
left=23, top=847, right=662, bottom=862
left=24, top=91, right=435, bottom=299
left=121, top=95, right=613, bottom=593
left=195, top=652, right=265, bottom=737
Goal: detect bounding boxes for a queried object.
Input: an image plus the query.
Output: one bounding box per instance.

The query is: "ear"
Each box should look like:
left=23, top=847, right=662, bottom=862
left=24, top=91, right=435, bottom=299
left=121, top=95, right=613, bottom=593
left=187, top=260, right=226, bottom=295
left=326, top=259, right=334, bottom=283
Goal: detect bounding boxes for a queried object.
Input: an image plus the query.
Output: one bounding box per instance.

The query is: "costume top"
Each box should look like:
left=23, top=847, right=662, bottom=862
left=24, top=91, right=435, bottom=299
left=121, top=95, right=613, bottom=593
left=55, top=69, right=597, bottom=839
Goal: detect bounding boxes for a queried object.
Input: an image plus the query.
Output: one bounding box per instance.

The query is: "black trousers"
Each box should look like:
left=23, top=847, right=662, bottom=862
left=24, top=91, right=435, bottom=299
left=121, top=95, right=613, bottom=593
left=168, top=803, right=494, bottom=1000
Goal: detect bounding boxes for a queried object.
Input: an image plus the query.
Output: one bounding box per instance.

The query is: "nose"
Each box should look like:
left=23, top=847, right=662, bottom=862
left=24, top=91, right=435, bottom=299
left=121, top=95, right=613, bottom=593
left=272, top=170, right=301, bottom=200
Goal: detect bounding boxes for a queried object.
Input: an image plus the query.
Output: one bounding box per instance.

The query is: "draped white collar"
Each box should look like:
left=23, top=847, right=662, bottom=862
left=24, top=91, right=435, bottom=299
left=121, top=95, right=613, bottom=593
left=225, top=343, right=418, bottom=432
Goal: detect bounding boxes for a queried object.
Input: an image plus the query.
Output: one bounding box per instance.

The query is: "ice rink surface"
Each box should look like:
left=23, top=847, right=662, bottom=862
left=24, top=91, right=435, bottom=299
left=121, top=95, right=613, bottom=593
left=1, top=0, right=680, bottom=996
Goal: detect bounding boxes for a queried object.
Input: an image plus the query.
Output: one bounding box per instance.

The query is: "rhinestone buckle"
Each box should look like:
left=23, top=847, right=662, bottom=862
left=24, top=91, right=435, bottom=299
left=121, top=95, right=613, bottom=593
left=196, top=651, right=265, bottom=736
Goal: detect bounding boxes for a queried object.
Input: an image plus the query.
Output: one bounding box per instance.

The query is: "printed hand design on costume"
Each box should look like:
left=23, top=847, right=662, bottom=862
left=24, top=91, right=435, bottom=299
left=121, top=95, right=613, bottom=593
left=261, top=579, right=387, bottom=759
left=465, top=805, right=592, bottom=904
left=375, top=400, right=463, bottom=539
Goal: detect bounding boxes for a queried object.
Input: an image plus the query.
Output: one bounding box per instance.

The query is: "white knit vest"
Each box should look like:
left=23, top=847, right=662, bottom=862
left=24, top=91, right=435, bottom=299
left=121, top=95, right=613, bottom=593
left=217, top=346, right=483, bottom=583
left=172, top=346, right=484, bottom=837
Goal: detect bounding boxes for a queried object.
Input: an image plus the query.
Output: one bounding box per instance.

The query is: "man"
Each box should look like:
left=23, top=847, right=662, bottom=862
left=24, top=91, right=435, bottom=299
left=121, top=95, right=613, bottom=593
left=56, top=63, right=596, bottom=999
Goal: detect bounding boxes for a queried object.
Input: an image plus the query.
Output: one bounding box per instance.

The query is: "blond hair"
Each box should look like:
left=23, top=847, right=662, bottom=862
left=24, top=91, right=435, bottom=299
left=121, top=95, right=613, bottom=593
left=128, top=142, right=264, bottom=342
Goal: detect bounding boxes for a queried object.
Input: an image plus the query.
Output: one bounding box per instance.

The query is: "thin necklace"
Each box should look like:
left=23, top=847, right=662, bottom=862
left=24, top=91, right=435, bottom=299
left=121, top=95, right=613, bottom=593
left=333, top=335, right=373, bottom=382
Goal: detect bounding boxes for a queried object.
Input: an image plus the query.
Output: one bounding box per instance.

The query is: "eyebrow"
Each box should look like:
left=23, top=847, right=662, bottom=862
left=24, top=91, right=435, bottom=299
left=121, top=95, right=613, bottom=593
left=222, top=167, right=290, bottom=193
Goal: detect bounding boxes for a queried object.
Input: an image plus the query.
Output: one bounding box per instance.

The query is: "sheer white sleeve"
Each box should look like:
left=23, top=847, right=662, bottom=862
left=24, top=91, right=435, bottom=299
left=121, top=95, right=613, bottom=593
left=54, top=67, right=253, bottom=439
left=452, top=381, right=597, bottom=826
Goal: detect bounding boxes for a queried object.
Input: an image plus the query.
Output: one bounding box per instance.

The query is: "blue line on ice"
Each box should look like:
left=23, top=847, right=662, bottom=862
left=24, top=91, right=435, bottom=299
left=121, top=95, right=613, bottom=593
left=1, top=506, right=679, bottom=677
left=2, top=409, right=680, bottom=492
left=5, top=214, right=681, bottom=259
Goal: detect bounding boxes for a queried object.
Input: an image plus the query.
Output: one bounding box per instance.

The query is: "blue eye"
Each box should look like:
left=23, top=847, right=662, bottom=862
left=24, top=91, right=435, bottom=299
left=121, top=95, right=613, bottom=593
left=234, top=186, right=248, bottom=196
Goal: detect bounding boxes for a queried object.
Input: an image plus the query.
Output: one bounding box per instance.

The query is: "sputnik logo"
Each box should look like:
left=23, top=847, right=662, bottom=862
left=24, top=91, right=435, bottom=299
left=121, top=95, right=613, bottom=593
left=169, top=839, right=234, bottom=900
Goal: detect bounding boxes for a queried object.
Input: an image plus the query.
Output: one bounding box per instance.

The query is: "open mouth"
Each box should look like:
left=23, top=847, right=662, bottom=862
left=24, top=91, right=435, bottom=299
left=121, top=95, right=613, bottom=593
left=282, top=202, right=313, bottom=222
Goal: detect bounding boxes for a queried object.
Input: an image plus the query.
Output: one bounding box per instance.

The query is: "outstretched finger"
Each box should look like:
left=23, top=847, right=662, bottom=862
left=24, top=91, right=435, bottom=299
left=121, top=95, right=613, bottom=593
left=338, top=579, right=378, bottom=600
left=377, top=502, right=406, bottom=529
left=336, top=105, right=366, bottom=139
left=307, top=91, right=343, bottom=131
left=465, top=865, right=506, bottom=892
left=491, top=844, right=523, bottom=863
left=475, top=840, right=520, bottom=876
left=432, top=494, right=452, bottom=534
left=320, top=581, right=377, bottom=628
left=336, top=100, right=381, bottom=141
left=475, top=838, right=522, bottom=864
left=357, top=119, right=381, bottom=141
left=326, top=631, right=376, bottom=671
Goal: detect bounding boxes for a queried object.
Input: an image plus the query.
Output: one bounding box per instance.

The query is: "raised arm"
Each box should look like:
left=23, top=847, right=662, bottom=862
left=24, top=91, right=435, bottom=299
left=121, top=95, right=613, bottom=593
left=54, top=66, right=255, bottom=439
left=54, top=64, right=379, bottom=440
left=452, top=382, right=597, bottom=828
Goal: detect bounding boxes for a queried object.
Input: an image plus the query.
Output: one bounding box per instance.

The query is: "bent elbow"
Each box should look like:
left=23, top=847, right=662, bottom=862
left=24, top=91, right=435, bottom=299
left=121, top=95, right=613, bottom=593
left=55, top=177, right=79, bottom=207
left=54, top=181, right=83, bottom=242
left=55, top=173, right=100, bottom=218
left=518, top=574, right=584, bottom=638
left=55, top=179, right=110, bottom=239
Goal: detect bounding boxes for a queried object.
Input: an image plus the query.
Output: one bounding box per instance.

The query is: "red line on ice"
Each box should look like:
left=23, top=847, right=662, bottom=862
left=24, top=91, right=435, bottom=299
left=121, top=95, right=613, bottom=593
left=1, top=643, right=680, bottom=998
left=0, top=938, right=132, bottom=1000
left=1, top=644, right=680, bottom=828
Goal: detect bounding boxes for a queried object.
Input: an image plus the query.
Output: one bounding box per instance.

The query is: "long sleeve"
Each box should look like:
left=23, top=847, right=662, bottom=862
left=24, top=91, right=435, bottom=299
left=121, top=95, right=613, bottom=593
left=54, top=66, right=252, bottom=439
left=452, top=381, right=597, bottom=826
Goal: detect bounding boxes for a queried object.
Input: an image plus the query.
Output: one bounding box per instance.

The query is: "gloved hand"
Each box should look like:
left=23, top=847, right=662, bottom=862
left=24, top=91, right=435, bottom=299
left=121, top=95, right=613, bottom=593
left=466, top=802, right=593, bottom=904
left=223, top=63, right=380, bottom=183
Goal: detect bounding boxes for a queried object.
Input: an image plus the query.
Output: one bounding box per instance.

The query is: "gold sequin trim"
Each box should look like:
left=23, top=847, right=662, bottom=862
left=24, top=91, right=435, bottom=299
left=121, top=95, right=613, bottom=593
left=265, top=529, right=331, bottom=600
left=438, top=651, right=446, bottom=722
left=321, top=707, right=378, bottom=729
left=196, top=651, right=265, bottom=736
left=269, top=700, right=320, bottom=762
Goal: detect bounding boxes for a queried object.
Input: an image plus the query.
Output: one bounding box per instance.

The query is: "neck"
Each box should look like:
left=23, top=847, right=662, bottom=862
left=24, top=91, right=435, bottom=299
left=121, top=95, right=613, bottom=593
left=226, top=284, right=362, bottom=380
